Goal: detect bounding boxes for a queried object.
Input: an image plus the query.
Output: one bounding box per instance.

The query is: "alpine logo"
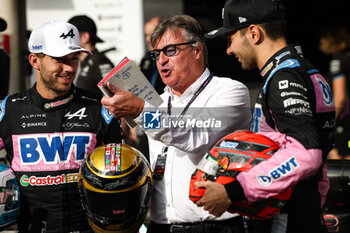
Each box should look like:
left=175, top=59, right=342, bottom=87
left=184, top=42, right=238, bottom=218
left=257, top=157, right=299, bottom=186
left=60, top=28, right=75, bottom=39
left=65, top=108, right=87, bottom=120
left=238, top=17, right=247, bottom=23
left=316, top=77, right=334, bottom=106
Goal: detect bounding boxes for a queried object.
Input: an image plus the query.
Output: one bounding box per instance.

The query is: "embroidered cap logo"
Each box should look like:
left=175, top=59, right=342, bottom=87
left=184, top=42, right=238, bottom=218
left=60, top=28, right=75, bottom=39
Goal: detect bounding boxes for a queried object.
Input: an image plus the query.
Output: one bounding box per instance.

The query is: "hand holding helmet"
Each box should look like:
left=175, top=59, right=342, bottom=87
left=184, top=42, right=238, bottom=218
left=189, top=131, right=293, bottom=220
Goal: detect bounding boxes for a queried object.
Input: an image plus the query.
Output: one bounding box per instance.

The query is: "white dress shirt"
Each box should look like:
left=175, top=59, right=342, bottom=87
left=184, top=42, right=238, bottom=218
left=135, top=68, right=252, bottom=224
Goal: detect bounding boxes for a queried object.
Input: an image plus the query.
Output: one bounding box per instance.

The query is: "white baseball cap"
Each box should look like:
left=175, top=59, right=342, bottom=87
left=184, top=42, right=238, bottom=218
left=28, top=20, right=92, bottom=57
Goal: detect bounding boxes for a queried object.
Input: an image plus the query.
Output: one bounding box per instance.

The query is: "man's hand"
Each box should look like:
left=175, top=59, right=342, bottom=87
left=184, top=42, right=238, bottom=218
left=101, top=82, right=145, bottom=118
left=195, top=180, right=232, bottom=217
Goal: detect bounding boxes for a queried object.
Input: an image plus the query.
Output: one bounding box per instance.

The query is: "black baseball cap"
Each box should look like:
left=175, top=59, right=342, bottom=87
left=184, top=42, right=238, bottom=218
left=205, top=0, right=285, bottom=38
left=68, top=15, right=103, bottom=43
left=0, top=17, right=7, bottom=32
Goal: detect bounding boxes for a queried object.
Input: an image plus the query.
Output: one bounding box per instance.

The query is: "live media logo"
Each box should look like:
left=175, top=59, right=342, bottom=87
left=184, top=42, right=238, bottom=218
left=143, top=111, right=161, bottom=129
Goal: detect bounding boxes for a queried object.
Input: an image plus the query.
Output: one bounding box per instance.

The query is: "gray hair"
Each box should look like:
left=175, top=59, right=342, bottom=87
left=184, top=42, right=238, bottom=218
left=150, top=14, right=208, bottom=65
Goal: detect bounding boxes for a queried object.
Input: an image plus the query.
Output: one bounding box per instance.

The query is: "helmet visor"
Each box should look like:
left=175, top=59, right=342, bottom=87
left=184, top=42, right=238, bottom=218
left=80, top=178, right=151, bottom=224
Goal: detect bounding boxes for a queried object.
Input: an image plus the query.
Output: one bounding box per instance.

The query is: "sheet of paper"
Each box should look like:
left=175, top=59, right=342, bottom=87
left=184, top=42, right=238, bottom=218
left=98, top=56, right=163, bottom=127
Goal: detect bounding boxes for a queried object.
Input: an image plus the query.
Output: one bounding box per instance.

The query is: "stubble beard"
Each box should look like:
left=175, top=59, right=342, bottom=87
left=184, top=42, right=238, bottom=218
left=40, top=71, right=72, bottom=95
left=240, top=57, right=257, bottom=71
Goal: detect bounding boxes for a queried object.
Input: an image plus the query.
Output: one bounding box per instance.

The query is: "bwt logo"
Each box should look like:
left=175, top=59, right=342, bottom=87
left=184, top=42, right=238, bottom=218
left=143, top=110, right=161, bottom=129
left=257, top=157, right=298, bottom=186
left=32, top=45, right=42, bottom=50
left=219, top=140, right=239, bottom=149
left=19, top=135, right=91, bottom=163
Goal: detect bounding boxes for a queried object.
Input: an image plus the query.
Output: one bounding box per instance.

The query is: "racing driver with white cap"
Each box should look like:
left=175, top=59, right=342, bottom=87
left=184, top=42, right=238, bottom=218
left=0, top=21, right=122, bottom=232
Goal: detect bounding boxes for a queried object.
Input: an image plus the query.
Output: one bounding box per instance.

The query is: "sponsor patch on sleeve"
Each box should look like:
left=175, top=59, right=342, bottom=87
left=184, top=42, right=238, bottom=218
left=256, top=156, right=299, bottom=186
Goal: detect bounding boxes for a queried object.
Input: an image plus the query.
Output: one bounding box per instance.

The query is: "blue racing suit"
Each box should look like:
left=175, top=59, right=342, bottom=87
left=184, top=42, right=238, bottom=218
left=0, top=85, right=122, bottom=233
left=225, top=44, right=335, bottom=233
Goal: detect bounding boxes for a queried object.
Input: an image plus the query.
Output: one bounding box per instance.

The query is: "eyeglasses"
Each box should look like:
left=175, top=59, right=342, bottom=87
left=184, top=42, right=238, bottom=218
left=149, top=41, right=197, bottom=60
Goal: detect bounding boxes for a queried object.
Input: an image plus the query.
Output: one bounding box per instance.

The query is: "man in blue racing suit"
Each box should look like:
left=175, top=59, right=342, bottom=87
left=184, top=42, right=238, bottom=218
left=196, top=0, right=335, bottom=232
left=0, top=21, right=122, bottom=232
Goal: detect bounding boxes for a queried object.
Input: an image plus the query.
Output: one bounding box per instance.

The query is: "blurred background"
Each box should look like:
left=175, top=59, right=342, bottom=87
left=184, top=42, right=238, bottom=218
left=0, top=0, right=348, bottom=95
left=0, top=1, right=349, bottom=232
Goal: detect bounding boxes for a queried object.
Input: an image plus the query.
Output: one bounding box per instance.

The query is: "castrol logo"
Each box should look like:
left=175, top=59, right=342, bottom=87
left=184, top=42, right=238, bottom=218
left=20, top=173, right=79, bottom=187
